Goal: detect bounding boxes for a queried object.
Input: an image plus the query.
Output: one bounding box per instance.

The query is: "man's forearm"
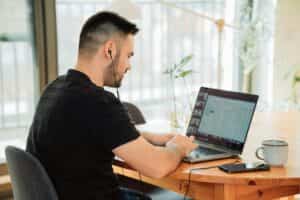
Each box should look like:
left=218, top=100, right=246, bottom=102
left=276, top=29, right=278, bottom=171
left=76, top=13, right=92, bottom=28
left=149, top=145, right=185, bottom=177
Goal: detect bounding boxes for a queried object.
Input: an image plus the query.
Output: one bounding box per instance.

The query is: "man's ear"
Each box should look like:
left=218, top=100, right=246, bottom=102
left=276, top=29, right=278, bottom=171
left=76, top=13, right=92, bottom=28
left=104, top=40, right=116, bottom=59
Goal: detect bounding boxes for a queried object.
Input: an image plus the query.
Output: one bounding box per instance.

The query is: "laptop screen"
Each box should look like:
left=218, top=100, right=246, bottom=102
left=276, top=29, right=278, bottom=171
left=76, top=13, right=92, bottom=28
left=186, top=87, right=258, bottom=153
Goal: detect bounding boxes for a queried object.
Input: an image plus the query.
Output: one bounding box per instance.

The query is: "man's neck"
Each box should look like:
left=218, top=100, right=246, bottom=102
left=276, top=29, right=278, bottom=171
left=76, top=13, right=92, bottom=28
left=75, top=61, right=104, bottom=87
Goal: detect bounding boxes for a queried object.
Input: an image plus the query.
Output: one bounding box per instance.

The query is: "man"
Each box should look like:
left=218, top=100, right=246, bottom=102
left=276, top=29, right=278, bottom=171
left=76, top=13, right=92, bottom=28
left=26, top=11, right=197, bottom=200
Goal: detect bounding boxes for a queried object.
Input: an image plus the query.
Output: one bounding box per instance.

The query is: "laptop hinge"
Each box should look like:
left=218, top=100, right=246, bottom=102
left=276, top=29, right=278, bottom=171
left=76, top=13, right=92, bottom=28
left=197, top=141, right=241, bottom=155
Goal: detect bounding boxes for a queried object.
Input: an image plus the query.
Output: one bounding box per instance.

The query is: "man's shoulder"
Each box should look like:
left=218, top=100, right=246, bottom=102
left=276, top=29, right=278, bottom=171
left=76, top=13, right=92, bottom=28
left=41, top=72, right=120, bottom=107
left=41, top=75, right=66, bottom=94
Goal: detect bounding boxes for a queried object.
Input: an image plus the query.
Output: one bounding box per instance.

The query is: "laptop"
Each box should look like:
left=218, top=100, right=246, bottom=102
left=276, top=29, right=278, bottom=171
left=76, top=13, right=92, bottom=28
left=184, top=87, right=258, bottom=163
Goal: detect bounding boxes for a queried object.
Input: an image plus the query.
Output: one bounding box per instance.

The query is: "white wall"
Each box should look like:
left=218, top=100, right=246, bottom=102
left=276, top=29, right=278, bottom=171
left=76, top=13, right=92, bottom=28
left=273, top=0, right=300, bottom=104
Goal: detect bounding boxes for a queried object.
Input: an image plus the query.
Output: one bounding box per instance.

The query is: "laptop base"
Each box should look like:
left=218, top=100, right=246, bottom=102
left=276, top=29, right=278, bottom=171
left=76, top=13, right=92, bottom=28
left=183, top=154, right=239, bottom=163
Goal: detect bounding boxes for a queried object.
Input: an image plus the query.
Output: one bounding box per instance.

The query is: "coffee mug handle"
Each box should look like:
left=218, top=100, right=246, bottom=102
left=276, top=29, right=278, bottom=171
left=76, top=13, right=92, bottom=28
left=255, top=147, right=264, bottom=160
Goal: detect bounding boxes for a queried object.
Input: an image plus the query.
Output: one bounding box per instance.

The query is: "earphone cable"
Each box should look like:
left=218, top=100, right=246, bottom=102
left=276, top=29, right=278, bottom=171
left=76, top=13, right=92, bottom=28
left=183, top=159, right=241, bottom=200
left=138, top=171, right=145, bottom=196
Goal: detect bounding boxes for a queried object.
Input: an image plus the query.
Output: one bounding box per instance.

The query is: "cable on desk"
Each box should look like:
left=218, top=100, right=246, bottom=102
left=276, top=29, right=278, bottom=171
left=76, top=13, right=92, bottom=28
left=138, top=171, right=146, bottom=196
left=182, top=159, right=241, bottom=200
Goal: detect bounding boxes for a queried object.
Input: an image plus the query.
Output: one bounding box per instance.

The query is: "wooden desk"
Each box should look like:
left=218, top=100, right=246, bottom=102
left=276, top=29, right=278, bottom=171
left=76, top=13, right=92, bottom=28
left=0, top=112, right=299, bottom=199
left=113, top=112, right=300, bottom=200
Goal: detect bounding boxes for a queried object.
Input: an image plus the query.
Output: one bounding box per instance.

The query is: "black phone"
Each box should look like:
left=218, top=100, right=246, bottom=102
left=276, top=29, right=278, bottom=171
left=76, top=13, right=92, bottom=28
left=218, top=162, right=270, bottom=173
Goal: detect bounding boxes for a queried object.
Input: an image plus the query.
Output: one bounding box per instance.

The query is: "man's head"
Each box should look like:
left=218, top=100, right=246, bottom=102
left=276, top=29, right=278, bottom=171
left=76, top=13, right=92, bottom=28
left=78, top=11, right=139, bottom=87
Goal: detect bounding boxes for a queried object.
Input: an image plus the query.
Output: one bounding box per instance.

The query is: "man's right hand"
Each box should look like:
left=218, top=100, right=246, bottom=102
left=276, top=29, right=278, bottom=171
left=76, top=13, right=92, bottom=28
left=166, top=135, right=198, bottom=158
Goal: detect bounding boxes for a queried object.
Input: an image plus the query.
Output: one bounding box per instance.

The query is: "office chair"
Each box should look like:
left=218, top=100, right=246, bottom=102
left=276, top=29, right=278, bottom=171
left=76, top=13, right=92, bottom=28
left=122, top=102, right=146, bottom=125
left=5, top=146, right=58, bottom=200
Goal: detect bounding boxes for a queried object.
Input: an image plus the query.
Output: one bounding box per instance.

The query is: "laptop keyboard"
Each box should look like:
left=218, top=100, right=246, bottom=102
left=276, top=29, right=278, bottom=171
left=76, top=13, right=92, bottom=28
left=189, top=146, right=225, bottom=158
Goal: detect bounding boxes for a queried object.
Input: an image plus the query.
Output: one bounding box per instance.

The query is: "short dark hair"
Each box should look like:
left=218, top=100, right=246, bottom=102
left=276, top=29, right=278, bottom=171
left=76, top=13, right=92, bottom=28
left=78, top=11, right=139, bottom=55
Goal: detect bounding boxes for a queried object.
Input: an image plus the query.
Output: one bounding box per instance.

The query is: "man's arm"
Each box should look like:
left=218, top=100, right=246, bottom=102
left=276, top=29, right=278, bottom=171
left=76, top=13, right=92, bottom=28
left=113, top=135, right=197, bottom=179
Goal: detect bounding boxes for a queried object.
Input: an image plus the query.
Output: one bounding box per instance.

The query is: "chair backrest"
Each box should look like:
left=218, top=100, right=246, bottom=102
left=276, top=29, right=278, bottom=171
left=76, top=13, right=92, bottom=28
left=122, top=102, right=146, bottom=125
left=5, top=146, right=58, bottom=200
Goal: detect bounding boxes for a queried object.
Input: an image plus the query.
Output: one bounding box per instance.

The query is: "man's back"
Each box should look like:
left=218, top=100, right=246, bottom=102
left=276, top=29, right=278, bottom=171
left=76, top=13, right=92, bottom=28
left=26, top=69, right=139, bottom=200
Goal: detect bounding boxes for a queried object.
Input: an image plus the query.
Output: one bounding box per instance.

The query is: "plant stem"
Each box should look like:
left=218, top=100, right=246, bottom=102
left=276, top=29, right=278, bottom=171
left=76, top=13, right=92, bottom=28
left=183, top=77, right=193, bottom=112
left=171, top=76, right=177, bottom=115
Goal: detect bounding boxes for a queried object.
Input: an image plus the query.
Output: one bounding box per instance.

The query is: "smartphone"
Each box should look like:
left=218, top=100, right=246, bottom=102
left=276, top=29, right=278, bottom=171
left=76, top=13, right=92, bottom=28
left=218, top=163, right=270, bottom=173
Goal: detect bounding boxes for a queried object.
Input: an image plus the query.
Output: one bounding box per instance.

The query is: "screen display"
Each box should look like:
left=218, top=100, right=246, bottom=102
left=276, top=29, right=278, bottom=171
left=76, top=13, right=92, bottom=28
left=199, top=95, right=255, bottom=142
left=186, top=88, right=257, bottom=152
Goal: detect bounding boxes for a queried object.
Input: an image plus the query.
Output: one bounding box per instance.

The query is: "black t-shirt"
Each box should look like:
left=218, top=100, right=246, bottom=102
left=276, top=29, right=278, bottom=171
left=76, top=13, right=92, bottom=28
left=26, top=69, right=140, bottom=200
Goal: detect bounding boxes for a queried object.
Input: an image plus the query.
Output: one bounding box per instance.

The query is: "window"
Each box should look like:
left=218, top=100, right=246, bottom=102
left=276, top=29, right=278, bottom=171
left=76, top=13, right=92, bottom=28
left=0, top=1, right=38, bottom=129
left=56, top=0, right=240, bottom=121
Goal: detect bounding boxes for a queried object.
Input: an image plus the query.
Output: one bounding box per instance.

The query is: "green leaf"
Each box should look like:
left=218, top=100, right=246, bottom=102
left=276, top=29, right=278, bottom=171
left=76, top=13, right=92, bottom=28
left=163, top=54, right=194, bottom=78
left=178, top=70, right=193, bottom=78
left=177, top=55, right=193, bottom=69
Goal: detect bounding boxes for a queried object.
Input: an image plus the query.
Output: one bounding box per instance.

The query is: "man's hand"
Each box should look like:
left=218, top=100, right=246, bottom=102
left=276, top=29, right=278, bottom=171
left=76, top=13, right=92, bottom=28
left=166, top=135, right=198, bottom=157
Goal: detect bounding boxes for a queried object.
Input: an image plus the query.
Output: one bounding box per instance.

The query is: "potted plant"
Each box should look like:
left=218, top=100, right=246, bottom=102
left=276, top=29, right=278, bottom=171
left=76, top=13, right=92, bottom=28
left=163, top=54, right=194, bottom=130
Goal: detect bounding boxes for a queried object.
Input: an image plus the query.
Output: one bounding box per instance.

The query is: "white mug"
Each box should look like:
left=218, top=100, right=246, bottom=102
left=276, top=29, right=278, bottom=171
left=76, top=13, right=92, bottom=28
left=255, top=139, right=288, bottom=167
